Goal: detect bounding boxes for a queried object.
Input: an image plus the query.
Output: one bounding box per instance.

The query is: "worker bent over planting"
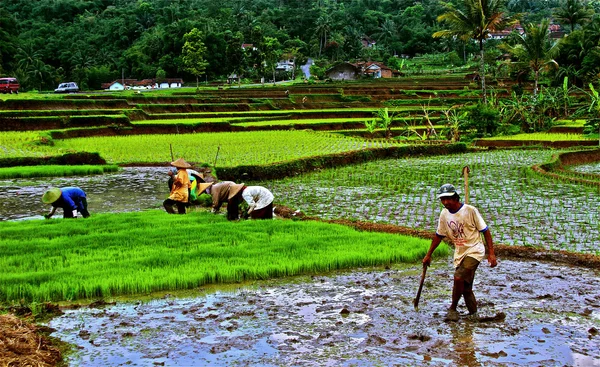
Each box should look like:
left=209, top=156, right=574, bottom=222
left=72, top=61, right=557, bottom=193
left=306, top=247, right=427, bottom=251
left=203, top=181, right=243, bottom=221
left=42, top=187, right=90, bottom=219
left=242, top=185, right=274, bottom=219
left=423, top=184, right=497, bottom=322
left=163, top=158, right=191, bottom=214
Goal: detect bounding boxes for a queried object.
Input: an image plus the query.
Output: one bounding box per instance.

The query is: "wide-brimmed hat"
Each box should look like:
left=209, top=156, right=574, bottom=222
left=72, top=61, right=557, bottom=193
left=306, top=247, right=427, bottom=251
left=197, top=182, right=213, bottom=194
left=437, top=183, right=458, bottom=198
left=42, top=188, right=61, bottom=204
left=171, top=158, right=191, bottom=169
left=228, top=183, right=245, bottom=199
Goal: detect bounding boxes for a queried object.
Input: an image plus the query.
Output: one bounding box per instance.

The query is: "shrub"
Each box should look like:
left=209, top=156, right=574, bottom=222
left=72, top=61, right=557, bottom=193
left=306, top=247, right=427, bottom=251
left=464, top=104, right=501, bottom=137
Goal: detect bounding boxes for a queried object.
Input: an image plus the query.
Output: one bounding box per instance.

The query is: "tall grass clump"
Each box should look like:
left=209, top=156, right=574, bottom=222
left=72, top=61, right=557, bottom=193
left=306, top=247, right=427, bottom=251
left=0, top=211, right=446, bottom=304
left=0, top=165, right=119, bottom=179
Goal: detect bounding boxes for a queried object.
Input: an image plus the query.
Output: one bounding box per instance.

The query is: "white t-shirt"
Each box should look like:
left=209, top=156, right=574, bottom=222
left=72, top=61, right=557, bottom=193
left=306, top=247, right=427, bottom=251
left=242, top=186, right=274, bottom=210
left=436, top=203, right=488, bottom=268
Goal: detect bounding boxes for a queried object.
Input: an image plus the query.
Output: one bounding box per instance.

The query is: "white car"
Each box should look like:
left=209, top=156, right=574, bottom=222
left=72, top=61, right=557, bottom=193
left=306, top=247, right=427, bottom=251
left=55, top=82, right=79, bottom=93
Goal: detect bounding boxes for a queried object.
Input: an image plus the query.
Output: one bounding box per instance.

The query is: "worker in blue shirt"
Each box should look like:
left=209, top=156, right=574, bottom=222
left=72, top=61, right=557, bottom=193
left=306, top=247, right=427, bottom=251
left=42, top=187, right=90, bottom=219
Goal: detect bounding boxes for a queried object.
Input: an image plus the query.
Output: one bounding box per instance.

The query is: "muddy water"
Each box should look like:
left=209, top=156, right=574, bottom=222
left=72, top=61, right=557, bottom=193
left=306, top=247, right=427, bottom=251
left=0, top=167, right=169, bottom=221
left=49, top=259, right=600, bottom=367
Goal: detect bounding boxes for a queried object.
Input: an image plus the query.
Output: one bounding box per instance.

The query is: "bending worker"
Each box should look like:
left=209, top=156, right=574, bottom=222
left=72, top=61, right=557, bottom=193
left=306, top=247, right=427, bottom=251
left=241, top=185, right=274, bottom=219
left=422, top=183, right=496, bottom=322
left=42, top=187, right=90, bottom=219
left=163, top=158, right=191, bottom=214
left=202, top=181, right=243, bottom=221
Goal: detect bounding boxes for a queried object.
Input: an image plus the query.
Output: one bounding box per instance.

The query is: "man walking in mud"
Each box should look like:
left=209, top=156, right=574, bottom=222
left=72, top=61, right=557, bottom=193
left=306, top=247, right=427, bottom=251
left=422, top=183, right=497, bottom=322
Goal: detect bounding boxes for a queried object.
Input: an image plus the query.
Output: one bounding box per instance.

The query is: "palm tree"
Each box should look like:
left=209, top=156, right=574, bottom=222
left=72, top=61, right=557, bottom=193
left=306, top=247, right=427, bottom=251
left=433, top=0, right=514, bottom=103
left=501, top=19, right=561, bottom=97
left=553, top=0, right=594, bottom=33
left=374, top=19, right=398, bottom=54
left=314, top=13, right=331, bottom=57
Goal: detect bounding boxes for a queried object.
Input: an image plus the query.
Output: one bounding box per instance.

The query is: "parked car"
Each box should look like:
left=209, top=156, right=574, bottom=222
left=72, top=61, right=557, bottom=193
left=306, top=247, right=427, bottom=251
left=55, top=82, right=79, bottom=93
left=0, top=78, right=19, bottom=94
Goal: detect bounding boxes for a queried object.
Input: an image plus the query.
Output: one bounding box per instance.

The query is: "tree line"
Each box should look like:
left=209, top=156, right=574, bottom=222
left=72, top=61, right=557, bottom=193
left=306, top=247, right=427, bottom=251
left=0, top=0, right=598, bottom=91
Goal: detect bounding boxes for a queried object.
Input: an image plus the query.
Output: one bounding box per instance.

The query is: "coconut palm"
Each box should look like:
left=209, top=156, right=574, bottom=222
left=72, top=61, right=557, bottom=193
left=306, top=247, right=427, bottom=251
left=314, top=13, right=331, bottom=57
left=433, top=0, right=515, bottom=103
left=501, top=19, right=561, bottom=97
left=553, top=0, right=594, bottom=33
left=374, top=19, right=398, bottom=54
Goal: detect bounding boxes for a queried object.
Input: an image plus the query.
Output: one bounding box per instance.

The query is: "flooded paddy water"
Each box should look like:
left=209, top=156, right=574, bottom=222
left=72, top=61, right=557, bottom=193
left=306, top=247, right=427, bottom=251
left=48, top=260, right=600, bottom=366
left=0, top=167, right=169, bottom=221
left=270, top=149, right=599, bottom=253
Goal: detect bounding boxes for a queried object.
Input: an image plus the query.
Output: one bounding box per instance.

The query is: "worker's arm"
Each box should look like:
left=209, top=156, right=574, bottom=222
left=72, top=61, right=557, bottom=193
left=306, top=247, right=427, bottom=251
left=44, top=207, right=57, bottom=219
left=422, top=234, right=444, bottom=267
left=483, top=229, right=497, bottom=267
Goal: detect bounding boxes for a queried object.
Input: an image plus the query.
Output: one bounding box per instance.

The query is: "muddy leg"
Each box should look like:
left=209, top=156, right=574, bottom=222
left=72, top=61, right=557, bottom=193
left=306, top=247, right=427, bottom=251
left=450, top=277, right=465, bottom=310
left=463, top=282, right=477, bottom=314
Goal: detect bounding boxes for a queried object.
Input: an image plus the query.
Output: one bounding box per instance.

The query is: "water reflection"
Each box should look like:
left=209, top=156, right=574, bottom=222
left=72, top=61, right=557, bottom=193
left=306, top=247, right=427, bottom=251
left=0, top=167, right=170, bottom=221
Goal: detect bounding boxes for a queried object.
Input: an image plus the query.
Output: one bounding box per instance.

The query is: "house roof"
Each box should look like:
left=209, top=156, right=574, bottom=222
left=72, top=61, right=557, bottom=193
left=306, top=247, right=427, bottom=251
left=325, top=62, right=360, bottom=73
left=101, top=78, right=183, bottom=89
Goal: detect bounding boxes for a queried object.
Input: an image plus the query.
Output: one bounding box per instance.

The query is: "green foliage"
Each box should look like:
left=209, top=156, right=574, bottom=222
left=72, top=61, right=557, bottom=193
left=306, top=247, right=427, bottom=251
left=0, top=211, right=444, bottom=303
left=182, top=28, right=209, bottom=88
left=365, top=119, right=378, bottom=134
left=433, top=0, right=516, bottom=102
left=499, top=90, right=558, bottom=132
left=465, top=103, right=501, bottom=137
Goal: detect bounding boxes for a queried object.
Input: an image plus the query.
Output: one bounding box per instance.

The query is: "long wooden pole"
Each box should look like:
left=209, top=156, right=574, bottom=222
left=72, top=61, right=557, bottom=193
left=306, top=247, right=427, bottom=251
left=413, top=264, right=427, bottom=311
left=462, top=165, right=470, bottom=204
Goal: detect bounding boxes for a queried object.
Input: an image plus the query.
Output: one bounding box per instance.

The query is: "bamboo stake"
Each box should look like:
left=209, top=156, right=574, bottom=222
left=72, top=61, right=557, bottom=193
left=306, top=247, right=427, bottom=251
left=462, top=165, right=470, bottom=204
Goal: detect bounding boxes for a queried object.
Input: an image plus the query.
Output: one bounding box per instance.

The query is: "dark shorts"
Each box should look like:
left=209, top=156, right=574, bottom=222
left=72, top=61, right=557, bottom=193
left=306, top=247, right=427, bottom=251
left=454, top=256, right=480, bottom=284
left=250, top=202, right=273, bottom=219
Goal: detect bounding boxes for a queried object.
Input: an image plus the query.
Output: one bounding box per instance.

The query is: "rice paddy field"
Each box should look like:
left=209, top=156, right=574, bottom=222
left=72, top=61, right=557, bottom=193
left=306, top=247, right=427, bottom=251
left=269, top=149, right=599, bottom=253
left=1, top=81, right=600, bottom=366
left=1, top=130, right=403, bottom=165
left=485, top=133, right=595, bottom=141
left=571, top=161, right=600, bottom=174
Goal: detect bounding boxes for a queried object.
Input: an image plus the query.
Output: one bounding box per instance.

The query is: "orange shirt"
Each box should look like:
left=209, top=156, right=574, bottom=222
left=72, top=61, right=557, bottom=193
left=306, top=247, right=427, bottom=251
left=168, top=169, right=190, bottom=202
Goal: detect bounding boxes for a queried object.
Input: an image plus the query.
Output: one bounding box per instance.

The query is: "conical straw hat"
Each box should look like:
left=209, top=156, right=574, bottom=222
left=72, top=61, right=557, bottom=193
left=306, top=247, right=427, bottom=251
left=42, top=188, right=61, bottom=204
left=197, top=182, right=213, bottom=194
left=170, top=158, right=191, bottom=169
left=228, top=183, right=245, bottom=199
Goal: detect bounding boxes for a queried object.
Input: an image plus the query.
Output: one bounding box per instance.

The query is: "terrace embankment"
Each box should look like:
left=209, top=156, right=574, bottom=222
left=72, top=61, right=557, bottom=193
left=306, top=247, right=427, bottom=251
left=531, top=148, right=600, bottom=187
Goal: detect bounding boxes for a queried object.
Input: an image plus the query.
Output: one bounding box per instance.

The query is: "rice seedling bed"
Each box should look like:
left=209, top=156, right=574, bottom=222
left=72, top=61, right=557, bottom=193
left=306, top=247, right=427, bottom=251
left=0, top=211, right=446, bottom=303
left=268, top=149, right=599, bottom=253
left=0, top=165, right=118, bottom=179
left=1, top=130, right=400, bottom=165
left=0, top=109, right=125, bottom=117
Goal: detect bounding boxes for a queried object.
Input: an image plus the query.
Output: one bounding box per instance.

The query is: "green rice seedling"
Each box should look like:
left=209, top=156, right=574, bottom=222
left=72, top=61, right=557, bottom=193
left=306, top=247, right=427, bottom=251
left=269, top=149, right=598, bottom=253
left=0, top=211, right=447, bottom=304
left=45, top=131, right=402, bottom=165
left=0, top=165, right=119, bottom=179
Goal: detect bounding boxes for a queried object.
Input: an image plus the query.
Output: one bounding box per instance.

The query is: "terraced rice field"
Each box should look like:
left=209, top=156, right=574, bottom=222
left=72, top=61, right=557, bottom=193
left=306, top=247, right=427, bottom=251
left=269, top=149, right=599, bottom=253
